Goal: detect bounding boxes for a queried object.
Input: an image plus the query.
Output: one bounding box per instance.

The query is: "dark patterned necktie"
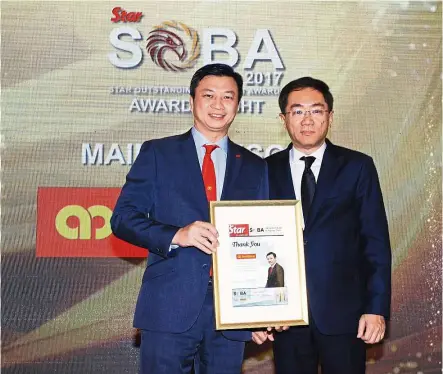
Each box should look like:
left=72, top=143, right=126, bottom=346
left=300, top=156, right=316, bottom=223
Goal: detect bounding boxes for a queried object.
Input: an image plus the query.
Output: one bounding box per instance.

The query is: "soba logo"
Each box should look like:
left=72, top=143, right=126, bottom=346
left=146, top=21, right=200, bottom=72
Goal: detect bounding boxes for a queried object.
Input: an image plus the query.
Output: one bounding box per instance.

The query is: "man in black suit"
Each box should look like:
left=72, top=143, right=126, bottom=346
left=251, top=77, right=391, bottom=374
left=265, top=252, right=285, bottom=288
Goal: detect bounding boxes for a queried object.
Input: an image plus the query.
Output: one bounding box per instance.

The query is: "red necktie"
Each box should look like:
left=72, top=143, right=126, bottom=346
left=202, top=144, right=218, bottom=277
left=202, top=144, right=218, bottom=202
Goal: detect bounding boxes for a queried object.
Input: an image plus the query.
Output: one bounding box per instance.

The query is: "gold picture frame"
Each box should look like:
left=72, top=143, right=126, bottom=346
left=210, top=200, right=309, bottom=330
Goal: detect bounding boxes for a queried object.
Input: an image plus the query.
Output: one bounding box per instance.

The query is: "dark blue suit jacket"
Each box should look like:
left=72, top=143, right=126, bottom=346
left=111, top=130, right=268, bottom=341
left=266, top=139, right=391, bottom=335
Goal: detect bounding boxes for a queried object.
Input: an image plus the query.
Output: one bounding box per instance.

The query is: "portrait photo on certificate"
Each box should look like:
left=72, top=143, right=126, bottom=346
left=210, top=200, right=308, bottom=330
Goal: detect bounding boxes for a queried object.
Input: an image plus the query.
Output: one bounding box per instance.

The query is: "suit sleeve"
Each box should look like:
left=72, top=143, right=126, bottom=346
left=110, top=141, right=180, bottom=258
left=357, top=157, right=392, bottom=318
left=276, top=265, right=284, bottom=287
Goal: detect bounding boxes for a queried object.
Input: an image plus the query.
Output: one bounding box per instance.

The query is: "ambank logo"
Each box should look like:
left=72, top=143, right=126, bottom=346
left=36, top=188, right=146, bottom=257
left=55, top=205, right=112, bottom=240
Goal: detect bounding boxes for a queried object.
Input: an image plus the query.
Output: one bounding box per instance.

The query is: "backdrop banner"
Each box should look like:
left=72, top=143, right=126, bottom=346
left=2, top=1, right=441, bottom=373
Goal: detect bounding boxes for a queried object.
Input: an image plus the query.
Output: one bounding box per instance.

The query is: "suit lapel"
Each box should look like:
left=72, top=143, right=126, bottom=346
left=220, top=139, right=243, bottom=200
left=177, top=130, right=209, bottom=218
left=274, top=146, right=296, bottom=200
left=305, top=140, right=344, bottom=229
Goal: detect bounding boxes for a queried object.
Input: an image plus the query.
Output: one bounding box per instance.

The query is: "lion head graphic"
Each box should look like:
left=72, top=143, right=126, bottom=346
left=146, top=21, right=200, bottom=72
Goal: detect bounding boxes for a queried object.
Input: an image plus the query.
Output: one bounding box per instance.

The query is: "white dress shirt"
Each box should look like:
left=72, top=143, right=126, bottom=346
left=289, top=142, right=327, bottom=223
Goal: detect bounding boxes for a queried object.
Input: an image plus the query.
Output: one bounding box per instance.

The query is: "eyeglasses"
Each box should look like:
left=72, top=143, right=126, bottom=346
left=284, top=108, right=330, bottom=119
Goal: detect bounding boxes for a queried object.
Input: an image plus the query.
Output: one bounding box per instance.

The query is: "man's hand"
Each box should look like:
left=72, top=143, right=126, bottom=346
left=251, top=326, right=290, bottom=345
left=357, top=314, right=386, bottom=344
left=252, top=331, right=270, bottom=344
left=172, top=221, right=219, bottom=254
left=271, top=326, right=289, bottom=333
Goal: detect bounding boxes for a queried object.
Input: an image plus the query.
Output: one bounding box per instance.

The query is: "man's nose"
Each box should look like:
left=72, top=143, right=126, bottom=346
left=211, top=96, right=224, bottom=109
left=301, top=111, right=314, bottom=124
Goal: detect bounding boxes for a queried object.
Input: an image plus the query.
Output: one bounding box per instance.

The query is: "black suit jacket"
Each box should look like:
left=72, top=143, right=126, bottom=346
left=266, top=139, right=391, bottom=335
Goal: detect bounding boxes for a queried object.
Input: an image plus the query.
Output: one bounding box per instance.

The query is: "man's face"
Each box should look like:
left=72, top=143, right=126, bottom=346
left=267, top=255, right=276, bottom=266
left=280, top=88, right=333, bottom=154
left=190, top=75, right=239, bottom=139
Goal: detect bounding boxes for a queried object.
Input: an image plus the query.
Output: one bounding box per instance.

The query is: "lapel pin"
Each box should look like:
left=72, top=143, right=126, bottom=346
left=236, top=154, right=241, bottom=158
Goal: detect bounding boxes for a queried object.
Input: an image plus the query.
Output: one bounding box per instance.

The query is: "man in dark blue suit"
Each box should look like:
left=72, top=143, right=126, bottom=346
left=111, top=64, right=268, bottom=373
left=261, top=77, right=391, bottom=374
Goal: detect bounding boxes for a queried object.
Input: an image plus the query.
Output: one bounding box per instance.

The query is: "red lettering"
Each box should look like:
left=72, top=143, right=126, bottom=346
left=111, top=7, right=143, bottom=23
left=126, top=12, right=143, bottom=22
left=110, top=7, right=122, bottom=22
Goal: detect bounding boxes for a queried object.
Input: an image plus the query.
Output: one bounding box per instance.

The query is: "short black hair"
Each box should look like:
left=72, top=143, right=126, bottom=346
left=266, top=252, right=276, bottom=258
left=278, top=77, right=333, bottom=113
left=190, top=63, right=243, bottom=103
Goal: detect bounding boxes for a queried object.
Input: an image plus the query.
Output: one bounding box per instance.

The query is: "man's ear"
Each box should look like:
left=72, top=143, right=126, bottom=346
left=279, top=113, right=286, bottom=130
left=328, top=110, right=334, bottom=128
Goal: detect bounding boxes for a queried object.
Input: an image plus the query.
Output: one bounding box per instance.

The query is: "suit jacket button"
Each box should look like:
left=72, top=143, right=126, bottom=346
left=303, top=240, right=308, bottom=246
left=202, top=264, right=208, bottom=269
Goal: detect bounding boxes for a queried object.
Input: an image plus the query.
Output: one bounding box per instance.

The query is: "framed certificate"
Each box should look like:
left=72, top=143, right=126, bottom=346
left=210, top=200, right=309, bottom=330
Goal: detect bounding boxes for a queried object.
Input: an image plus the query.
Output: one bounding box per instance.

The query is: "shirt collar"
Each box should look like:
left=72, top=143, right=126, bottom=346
left=192, top=127, right=228, bottom=154
left=290, top=141, right=327, bottom=164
